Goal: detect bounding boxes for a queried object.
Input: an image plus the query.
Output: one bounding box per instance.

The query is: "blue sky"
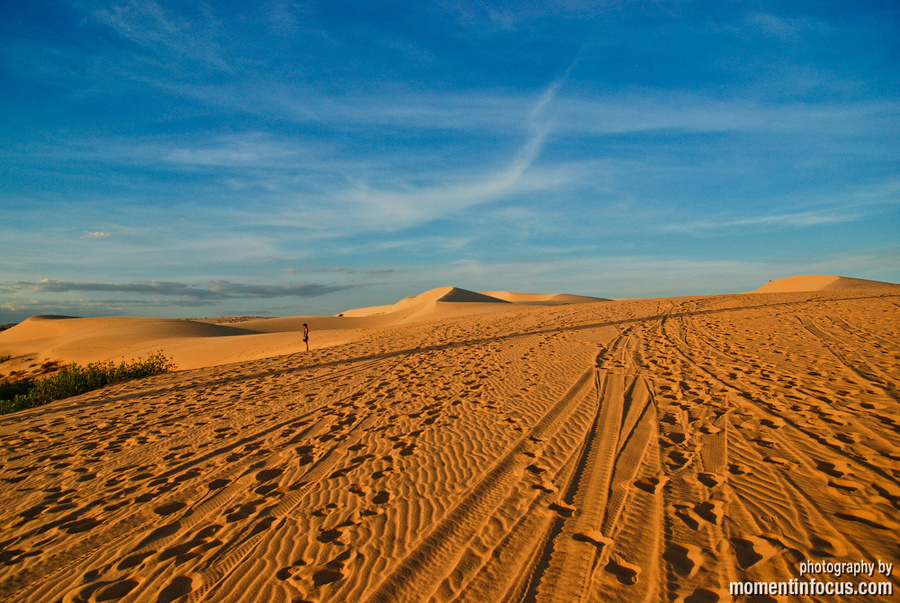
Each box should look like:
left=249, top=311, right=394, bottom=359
left=1, top=1, right=898, bottom=321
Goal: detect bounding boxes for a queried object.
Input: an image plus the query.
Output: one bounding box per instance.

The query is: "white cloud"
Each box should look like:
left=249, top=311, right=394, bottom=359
left=93, top=0, right=229, bottom=71
left=4, top=278, right=355, bottom=301
left=744, top=12, right=827, bottom=43
left=659, top=179, right=900, bottom=235
left=81, top=231, right=111, bottom=239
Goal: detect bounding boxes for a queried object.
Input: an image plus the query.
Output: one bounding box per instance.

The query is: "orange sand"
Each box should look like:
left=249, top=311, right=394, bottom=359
left=0, top=276, right=897, bottom=602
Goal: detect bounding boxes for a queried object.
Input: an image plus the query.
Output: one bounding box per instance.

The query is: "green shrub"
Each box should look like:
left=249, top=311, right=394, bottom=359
left=0, top=353, right=175, bottom=415
left=0, top=378, right=32, bottom=401
left=0, top=354, right=11, bottom=363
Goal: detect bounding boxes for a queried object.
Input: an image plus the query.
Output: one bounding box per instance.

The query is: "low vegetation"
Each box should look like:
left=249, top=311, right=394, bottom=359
left=0, top=353, right=175, bottom=415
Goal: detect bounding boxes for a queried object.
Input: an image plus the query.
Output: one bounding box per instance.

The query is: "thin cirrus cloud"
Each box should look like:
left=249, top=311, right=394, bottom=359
left=91, top=0, right=229, bottom=71
left=2, top=279, right=354, bottom=301
left=659, top=179, right=900, bottom=235
left=338, top=89, right=556, bottom=229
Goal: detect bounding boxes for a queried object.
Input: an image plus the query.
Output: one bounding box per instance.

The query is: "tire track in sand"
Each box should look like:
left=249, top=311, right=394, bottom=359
left=521, top=331, right=660, bottom=603
left=355, top=348, right=603, bottom=603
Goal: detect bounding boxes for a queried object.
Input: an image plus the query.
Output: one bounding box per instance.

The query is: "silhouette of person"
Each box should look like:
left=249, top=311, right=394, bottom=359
left=303, top=323, right=309, bottom=352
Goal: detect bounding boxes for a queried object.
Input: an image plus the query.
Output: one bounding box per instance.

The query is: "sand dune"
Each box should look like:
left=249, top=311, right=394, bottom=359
left=483, top=292, right=610, bottom=305
left=0, top=287, right=600, bottom=377
left=0, top=315, right=356, bottom=374
left=339, top=287, right=511, bottom=323
left=0, top=280, right=898, bottom=603
left=753, top=274, right=900, bottom=293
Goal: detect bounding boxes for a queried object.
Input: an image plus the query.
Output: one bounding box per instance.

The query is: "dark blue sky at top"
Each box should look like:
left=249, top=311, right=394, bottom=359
left=1, top=1, right=898, bottom=321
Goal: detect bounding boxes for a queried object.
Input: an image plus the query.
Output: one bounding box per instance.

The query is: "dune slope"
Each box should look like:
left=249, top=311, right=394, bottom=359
left=0, top=288, right=898, bottom=602
left=754, top=274, right=899, bottom=293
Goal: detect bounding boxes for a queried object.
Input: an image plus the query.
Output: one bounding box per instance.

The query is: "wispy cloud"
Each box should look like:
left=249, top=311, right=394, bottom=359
left=81, top=231, right=111, bottom=239
left=92, top=0, right=229, bottom=71
left=659, top=179, right=900, bottom=235
left=331, top=58, right=579, bottom=229
left=744, top=12, right=827, bottom=43
left=4, top=279, right=354, bottom=301
left=659, top=208, right=861, bottom=234
left=547, top=94, right=899, bottom=136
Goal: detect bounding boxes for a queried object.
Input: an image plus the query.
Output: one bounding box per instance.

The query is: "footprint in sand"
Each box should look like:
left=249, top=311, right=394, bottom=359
left=762, top=455, right=793, bottom=468
left=93, top=578, right=141, bottom=601
left=207, top=478, right=230, bottom=490
left=605, top=557, right=641, bottom=585
left=158, top=538, right=208, bottom=562
left=62, top=516, right=102, bottom=534
left=663, top=543, right=703, bottom=578
left=154, top=501, right=187, bottom=516
left=526, top=463, right=549, bottom=475
left=317, top=527, right=344, bottom=544
left=684, top=587, right=725, bottom=603
left=371, top=465, right=395, bottom=480
left=728, top=463, right=749, bottom=475
left=810, top=535, right=848, bottom=558
left=116, top=550, right=155, bottom=571
left=660, top=432, right=686, bottom=447
left=311, top=549, right=358, bottom=587
left=276, top=557, right=309, bottom=580
left=318, top=514, right=362, bottom=544
left=634, top=476, right=667, bottom=494
left=672, top=504, right=702, bottom=531
left=349, top=483, right=371, bottom=496
left=312, top=502, right=339, bottom=518
left=837, top=429, right=861, bottom=444
left=731, top=535, right=779, bottom=569
left=828, top=477, right=862, bottom=492
left=549, top=500, right=576, bottom=517
left=194, top=524, right=221, bottom=539
left=573, top=530, right=612, bottom=549
left=756, top=435, right=778, bottom=448
left=761, top=416, right=785, bottom=429
left=533, top=479, right=558, bottom=493
left=697, top=472, right=721, bottom=488
left=666, top=450, right=691, bottom=470
left=695, top=500, right=724, bottom=525
left=225, top=503, right=257, bottom=523
left=817, top=460, right=851, bottom=477
left=256, top=468, right=284, bottom=482
left=660, top=413, right=679, bottom=425
left=155, top=575, right=195, bottom=603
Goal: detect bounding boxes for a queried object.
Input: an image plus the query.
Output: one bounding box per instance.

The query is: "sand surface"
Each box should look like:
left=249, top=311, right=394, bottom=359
left=1, top=281, right=899, bottom=602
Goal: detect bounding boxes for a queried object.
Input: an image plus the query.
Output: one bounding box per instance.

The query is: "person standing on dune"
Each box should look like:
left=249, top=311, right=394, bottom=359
left=303, top=323, right=309, bottom=352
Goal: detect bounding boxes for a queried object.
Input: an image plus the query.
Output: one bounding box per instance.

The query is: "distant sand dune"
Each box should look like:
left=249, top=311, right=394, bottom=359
left=0, top=279, right=898, bottom=602
left=0, top=286, right=604, bottom=375
left=339, top=286, right=606, bottom=323
left=753, top=274, right=899, bottom=293
left=483, top=291, right=609, bottom=304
